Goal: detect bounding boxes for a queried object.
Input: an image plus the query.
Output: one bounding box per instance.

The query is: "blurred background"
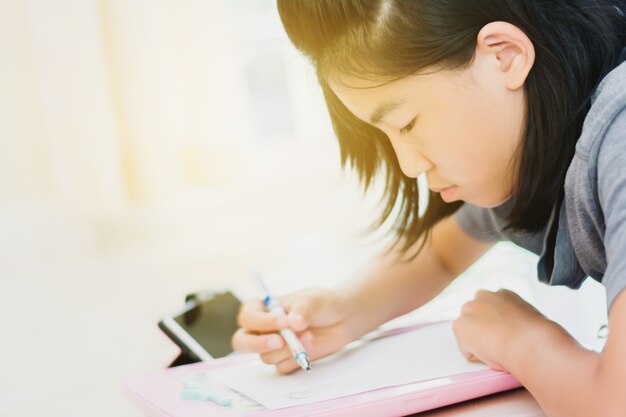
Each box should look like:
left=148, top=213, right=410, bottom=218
left=0, top=1, right=608, bottom=416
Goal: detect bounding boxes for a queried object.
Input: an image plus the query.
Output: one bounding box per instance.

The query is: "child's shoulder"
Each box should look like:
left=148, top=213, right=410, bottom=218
left=577, top=51, right=626, bottom=159
left=591, top=53, right=626, bottom=109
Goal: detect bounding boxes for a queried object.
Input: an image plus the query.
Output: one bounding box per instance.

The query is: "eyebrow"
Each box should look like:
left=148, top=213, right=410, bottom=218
left=369, top=99, right=405, bottom=125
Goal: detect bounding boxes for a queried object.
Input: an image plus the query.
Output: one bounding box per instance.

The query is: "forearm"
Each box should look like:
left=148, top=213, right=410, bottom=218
left=340, top=215, right=494, bottom=341
left=505, top=319, right=620, bottom=417
left=342, top=236, right=456, bottom=340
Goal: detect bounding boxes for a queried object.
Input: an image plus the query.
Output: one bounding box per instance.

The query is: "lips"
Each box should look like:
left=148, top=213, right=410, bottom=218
left=429, top=185, right=454, bottom=193
left=430, top=185, right=458, bottom=203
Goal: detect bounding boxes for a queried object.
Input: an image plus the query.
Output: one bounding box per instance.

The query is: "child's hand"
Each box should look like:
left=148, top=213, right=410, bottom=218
left=231, top=288, right=355, bottom=374
left=452, top=289, right=550, bottom=371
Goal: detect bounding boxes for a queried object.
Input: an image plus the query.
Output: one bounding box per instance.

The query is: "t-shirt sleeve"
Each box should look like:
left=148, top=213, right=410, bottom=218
left=454, top=203, right=505, bottom=243
left=597, top=107, right=626, bottom=311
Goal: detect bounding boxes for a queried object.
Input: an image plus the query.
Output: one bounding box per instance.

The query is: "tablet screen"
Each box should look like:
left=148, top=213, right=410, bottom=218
left=171, top=291, right=241, bottom=359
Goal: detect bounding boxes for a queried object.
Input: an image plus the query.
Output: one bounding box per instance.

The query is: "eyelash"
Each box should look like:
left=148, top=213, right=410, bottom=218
left=399, top=117, right=417, bottom=135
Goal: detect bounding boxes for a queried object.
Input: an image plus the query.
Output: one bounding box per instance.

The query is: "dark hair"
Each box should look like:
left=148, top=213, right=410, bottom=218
left=278, top=0, right=626, bottom=255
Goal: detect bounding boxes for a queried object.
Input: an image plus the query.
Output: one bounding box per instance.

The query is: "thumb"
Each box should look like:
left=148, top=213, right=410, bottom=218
left=285, top=298, right=315, bottom=331
left=281, top=289, right=347, bottom=330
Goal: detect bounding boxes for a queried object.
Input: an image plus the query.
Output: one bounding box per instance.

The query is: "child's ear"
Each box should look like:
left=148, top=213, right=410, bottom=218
left=476, top=21, right=535, bottom=91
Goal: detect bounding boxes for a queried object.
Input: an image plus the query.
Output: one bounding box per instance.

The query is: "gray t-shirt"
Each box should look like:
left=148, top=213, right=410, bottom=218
left=455, top=48, right=626, bottom=311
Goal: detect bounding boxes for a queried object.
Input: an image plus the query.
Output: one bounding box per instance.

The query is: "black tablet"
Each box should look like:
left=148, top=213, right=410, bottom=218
left=158, top=291, right=242, bottom=363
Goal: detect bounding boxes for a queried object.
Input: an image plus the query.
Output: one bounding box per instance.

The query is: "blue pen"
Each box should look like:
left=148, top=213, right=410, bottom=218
left=256, top=273, right=311, bottom=373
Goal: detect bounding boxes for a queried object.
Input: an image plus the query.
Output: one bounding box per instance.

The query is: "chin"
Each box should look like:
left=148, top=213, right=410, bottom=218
left=464, top=195, right=510, bottom=208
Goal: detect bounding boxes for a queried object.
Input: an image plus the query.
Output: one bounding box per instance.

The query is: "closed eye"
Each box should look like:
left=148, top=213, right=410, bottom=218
left=399, top=117, right=417, bottom=135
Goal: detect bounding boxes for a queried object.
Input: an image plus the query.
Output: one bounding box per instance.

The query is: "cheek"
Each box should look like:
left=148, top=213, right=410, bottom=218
left=451, top=106, right=518, bottom=173
left=424, top=120, right=513, bottom=193
left=419, top=84, right=522, bottom=188
left=422, top=119, right=487, bottom=178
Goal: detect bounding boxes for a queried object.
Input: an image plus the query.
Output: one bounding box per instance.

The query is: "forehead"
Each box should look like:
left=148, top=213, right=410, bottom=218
left=328, top=69, right=471, bottom=123
left=327, top=76, right=414, bottom=122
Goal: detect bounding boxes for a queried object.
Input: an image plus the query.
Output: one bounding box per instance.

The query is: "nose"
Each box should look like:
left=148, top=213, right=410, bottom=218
left=388, top=136, right=433, bottom=178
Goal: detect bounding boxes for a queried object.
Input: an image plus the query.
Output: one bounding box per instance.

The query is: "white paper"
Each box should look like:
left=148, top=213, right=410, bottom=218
left=209, top=321, right=488, bottom=410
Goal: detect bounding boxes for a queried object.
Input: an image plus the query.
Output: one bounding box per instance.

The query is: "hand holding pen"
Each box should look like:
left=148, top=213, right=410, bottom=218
left=256, top=273, right=312, bottom=372
left=231, top=282, right=357, bottom=374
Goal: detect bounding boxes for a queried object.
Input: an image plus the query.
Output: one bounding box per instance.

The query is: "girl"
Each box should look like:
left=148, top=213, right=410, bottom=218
left=232, top=1, right=626, bottom=415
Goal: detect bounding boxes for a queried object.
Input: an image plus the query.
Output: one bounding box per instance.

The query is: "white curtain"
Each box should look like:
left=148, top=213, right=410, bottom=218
left=0, top=0, right=330, bottom=218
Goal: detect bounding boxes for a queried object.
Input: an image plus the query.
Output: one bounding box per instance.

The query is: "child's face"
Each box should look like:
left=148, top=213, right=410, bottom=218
left=329, top=62, right=526, bottom=208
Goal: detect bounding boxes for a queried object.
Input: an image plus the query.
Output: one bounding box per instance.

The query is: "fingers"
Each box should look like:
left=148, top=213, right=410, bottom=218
left=237, top=298, right=288, bottom=332
left=259, top=331, right=313, bottom=362
left=281, top=290, right=336, bottom=331
left=286, top=310, right=308, bottom=332
left=236, top=289, right=345, bottom=375
left=260, top=333, right=313, bottom=365
left=260, top=348, right=289, bottom=365
left=259, top=331, right=314, bottom=375
left=231, top=327, right=284, bottom=353
left=279, top=294, right=313, bottom=331
left=276, top=357, right=299, bottom=375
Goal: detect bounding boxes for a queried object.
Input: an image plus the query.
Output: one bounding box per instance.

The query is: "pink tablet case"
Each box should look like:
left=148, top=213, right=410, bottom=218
left=123, top=325, right=521, bottom=417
